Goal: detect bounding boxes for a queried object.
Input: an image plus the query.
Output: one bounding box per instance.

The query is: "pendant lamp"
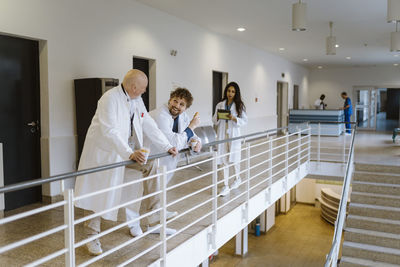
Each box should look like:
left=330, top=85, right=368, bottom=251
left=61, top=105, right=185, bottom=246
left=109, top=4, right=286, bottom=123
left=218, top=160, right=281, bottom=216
left=326, top=22, right=336, bottom=55
left=388, top=0, right=400, bottom=23
left=292, top=0, right=307, bottom=31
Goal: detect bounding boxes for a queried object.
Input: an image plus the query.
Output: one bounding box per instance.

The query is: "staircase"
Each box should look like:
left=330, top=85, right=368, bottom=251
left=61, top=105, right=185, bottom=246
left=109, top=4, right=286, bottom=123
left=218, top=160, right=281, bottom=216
left=341, top=163, right=400, bottom=267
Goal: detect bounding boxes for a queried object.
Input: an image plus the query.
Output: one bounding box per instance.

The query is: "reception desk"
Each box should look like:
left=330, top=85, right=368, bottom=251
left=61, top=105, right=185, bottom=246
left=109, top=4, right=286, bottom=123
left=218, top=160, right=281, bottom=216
left=288, top=109, right=344, bottom=136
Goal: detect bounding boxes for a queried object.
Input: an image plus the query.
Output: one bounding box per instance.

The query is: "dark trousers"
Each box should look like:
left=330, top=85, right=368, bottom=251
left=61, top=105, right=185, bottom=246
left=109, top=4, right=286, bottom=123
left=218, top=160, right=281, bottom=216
left=344, top=113, right=351, bottom=133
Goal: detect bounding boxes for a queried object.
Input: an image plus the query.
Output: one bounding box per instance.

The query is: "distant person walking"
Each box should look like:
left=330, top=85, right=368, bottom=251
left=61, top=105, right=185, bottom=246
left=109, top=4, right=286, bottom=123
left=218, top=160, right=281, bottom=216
left=340, top=92, right=352, bottom=134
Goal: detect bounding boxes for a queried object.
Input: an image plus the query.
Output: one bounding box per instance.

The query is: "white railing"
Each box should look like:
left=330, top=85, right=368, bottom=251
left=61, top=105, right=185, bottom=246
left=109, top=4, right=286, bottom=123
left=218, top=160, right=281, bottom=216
left=310, top=123, right=351, bottom=165
left=324, top=127, right=356, bottom=267
left=0, top=126, right=313, bottom=266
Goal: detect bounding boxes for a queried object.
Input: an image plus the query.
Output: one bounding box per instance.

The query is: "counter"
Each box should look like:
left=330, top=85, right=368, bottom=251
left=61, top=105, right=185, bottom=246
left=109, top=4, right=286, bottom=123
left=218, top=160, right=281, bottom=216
left=288, top=109, right=344, bottom=136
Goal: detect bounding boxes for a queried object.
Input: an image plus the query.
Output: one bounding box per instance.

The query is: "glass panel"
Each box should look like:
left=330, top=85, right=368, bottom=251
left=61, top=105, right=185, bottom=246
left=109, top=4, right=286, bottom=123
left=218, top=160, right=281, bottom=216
left=369, top=90, right=376, bottom=128
left=356, top=89, right=370, bottom=129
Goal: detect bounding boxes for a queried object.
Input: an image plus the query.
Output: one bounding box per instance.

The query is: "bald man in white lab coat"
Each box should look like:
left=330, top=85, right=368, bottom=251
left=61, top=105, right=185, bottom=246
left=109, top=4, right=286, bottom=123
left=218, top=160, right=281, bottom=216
left=74, top=69, right=178, bottom=256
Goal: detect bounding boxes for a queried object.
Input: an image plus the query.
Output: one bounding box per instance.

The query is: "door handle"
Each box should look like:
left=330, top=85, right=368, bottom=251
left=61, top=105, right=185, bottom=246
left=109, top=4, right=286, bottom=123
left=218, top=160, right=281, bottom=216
left=27, top=121, right=37, bottom=127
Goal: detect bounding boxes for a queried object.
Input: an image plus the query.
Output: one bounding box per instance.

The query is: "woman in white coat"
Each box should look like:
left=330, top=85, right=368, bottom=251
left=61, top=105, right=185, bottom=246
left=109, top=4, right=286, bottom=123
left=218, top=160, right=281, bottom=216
left=212, top=82, right=248, bottom=196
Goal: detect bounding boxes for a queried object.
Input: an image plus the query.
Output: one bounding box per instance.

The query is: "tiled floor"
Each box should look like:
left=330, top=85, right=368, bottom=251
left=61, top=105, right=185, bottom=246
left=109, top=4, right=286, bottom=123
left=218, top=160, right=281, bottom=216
left=211, top=204, right=334, bottom=267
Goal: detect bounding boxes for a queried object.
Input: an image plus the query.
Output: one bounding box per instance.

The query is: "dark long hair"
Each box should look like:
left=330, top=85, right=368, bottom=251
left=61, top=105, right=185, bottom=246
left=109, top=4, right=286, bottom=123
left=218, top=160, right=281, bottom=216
left=222, top=81, right=246, bottom=117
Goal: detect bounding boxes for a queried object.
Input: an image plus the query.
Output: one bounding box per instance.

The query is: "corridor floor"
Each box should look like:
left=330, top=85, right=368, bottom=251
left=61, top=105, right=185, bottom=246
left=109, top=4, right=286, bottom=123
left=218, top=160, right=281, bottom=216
left=211, top=203, right=334, bottom=267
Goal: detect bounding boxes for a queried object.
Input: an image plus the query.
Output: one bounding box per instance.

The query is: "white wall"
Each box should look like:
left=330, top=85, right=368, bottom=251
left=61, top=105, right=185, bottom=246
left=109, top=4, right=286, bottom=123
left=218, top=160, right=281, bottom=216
left=308, top=66, right=400, bottom=111
left=0, top=0, right=309, bottom=196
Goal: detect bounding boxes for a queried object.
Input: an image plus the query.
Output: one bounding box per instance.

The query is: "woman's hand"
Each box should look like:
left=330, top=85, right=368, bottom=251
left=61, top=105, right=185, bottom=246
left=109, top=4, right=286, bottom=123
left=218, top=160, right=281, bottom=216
left=228, top=114, right=237, bottom=122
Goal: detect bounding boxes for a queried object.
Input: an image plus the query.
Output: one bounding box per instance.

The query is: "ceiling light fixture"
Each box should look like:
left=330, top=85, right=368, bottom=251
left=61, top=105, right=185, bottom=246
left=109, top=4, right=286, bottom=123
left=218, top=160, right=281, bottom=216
left=303, top=58, right=308, bottom=61
left=279, top=47, right=285, bottom=51
left=237, top=27, right=246, bottom=32
left=292, top=0, right=307, bottom=31
left=346, top=56, right=351, bottom=59
left=335, top=44, right=340, bottom=48
left=391, top=21, right=400, bottom=52
left=394, top=54, right=400, bottom=57
left=387, top=0, right=400, bottom=23
left=317, top=66, right=323, bottom=69
left=394, top=63, right=399, bottom=66
left=326, top=21, right=336, bottom=55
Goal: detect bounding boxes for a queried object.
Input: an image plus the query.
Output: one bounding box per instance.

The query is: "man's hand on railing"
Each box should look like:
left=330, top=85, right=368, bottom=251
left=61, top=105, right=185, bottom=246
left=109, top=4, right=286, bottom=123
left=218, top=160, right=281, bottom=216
left=129, top=150, right=147, bottom=164
left=168, top=147, right=179, bottom=157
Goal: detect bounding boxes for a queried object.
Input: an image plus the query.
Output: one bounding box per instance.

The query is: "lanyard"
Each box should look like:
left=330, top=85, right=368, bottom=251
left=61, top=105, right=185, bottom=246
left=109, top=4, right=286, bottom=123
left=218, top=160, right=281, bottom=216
left=122, top=85, right=135, bottom=136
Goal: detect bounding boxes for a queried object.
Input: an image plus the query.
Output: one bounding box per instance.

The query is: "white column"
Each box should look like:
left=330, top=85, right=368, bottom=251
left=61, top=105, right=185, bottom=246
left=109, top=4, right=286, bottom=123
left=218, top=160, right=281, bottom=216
left=235, top=225, right=248, bottom=257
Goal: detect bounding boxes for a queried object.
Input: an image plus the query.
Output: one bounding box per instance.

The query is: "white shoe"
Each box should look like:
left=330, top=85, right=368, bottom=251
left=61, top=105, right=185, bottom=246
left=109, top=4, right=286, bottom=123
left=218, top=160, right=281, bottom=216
left=167, top=210, right=178, bottom=220
left=345, top=132, right=352, bottom=135
left=231, top=178, right=241, bottom=190
left=86, top=239, right=103, bottom=256
left=219, top=185, right=230, bottom=197
left=147, top=224, right=177, bottom=235
left=129, top=225, right=144, bottom=237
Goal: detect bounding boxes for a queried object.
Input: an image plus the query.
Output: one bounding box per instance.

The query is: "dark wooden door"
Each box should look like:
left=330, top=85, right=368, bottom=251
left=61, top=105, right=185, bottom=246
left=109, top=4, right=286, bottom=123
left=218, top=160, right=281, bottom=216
left=132, top=57, right=149, bottom=111
left=0, top=34, right=41, bottom=210
left=212, top=71, right=223, bottom=114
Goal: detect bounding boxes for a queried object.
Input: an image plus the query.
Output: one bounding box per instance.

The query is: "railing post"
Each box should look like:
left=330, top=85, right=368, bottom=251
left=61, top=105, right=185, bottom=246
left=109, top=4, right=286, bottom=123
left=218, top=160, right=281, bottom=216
left=268, top=135, right=273, bottom=187
left=64, top=189, right=75, bottom=267
left=285, top=133, right=289, bottom=190
left=307, top=125, right=311, bottom=164
left=342, top=128, right=346, bottom=165
left=211, top=151, right=218, bottom=250
left=159, top=164, right=167, bottom=267
left=297, top=127, right=301, bottom=170
left=317, top=123, right=321, bottom=164
left=246, top=142, right=251, bottom=203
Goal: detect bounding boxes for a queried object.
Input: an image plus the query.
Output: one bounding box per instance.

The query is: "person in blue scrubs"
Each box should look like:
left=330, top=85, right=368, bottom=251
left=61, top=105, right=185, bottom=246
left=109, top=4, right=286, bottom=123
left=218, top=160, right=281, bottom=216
left=340, top=92, right=352, bottom=134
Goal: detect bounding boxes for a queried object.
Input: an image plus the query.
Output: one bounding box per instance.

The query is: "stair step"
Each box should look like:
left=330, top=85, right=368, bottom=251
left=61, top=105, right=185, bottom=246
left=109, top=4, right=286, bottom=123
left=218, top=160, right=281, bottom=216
left=346, top=215, right=400, bottom=235
left=355, top=163, right=400, bottom=174
left=352, top=181, right=400, bottom=196
left=340, top=256, right=400, bottom=267
left=351, top=191, right=400, bottom=208
left=344, top=227, right=400, bottom=250
left=349, top=203, right=400, bottom=220
left=342, top=241, right=400, bottom=265
left=353, top=171, right=400, bottom=185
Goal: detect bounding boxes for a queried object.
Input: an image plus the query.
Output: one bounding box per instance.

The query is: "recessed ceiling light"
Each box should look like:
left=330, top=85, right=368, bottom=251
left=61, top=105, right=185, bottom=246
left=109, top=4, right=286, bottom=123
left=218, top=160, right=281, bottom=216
left=303, top=58, right=308, bottom=62
left=237, top=27, right=246, bottom=32
left=317, top=66, right=323, bottom=69
left=279, top=47, right=285, bottom=51
left=394, top=63, right=399, bottom=66
left=335, top=44, right=340, bottom=48
left=394, top=54, right=399, bottom=57
left=346, top=56, right=351, bottom=60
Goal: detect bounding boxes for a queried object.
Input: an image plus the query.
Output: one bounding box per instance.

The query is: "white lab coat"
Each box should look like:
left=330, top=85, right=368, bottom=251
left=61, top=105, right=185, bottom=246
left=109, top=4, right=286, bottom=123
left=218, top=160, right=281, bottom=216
left=314, top=99, right=324, bottom=110
left=74, top=86, right=172, bottom=221
left=145, top=104, right=198, bottom=182
left=212, top=100, right=248, bottom=165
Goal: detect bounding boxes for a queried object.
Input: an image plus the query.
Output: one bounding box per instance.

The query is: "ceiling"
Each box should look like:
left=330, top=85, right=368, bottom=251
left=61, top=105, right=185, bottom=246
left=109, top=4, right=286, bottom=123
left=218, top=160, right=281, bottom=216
left=136, top=0, right=400, bottom=69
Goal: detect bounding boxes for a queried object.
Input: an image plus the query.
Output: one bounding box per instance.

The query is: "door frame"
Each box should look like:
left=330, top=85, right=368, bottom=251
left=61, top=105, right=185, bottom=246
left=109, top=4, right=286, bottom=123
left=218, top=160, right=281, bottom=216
left=277, top=81, right=289, bottom=130
left=353, top=86, right=378, bottom=131
left=0, top=33, right=50, bottom=211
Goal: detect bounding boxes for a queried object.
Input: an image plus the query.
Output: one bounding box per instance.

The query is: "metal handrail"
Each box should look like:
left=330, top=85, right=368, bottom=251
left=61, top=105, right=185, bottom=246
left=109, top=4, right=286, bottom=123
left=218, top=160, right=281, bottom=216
left=0, top=125, right=293, bottom=194
left=324, top=126, right=357, bottom=267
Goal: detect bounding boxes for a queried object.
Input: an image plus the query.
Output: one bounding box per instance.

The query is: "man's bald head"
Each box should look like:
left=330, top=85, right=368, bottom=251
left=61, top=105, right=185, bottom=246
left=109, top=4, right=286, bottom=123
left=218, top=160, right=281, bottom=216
left=123, top=69, right=148, bottom=99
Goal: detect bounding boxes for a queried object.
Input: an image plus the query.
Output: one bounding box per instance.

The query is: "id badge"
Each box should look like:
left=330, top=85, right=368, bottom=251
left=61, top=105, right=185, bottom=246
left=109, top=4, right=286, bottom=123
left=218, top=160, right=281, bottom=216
left=128, top=135, right=135, bottom=150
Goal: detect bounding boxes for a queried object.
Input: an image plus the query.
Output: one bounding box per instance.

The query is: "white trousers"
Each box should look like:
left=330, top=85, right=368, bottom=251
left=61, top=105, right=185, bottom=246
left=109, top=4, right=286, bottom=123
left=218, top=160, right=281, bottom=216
left=85, top=162, right=159, bottom=234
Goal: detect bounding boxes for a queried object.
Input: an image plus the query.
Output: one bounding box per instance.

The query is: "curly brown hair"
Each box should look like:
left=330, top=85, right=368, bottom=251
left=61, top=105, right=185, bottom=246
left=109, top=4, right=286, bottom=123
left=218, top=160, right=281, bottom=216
left=170, top=87, right=193, bottom=108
